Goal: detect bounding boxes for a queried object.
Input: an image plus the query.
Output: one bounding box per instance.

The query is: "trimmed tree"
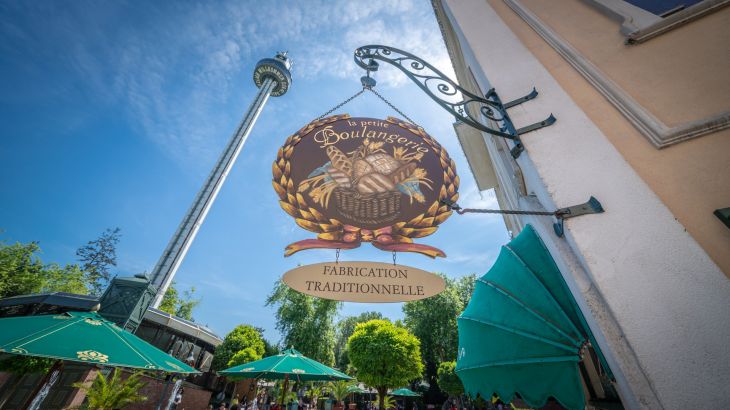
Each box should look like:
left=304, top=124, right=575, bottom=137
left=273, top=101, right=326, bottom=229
left=347, top=320, right=423, bottom=410
left=335, top=311, right=383, bottom=369
left=212, top=325, right=265, bottom=371
left=437, top=361, right=464, bottom=408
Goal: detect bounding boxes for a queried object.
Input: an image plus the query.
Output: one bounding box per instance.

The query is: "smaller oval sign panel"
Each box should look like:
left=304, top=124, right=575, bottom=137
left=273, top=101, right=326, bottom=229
left=282, top=261, right=445, bottom=303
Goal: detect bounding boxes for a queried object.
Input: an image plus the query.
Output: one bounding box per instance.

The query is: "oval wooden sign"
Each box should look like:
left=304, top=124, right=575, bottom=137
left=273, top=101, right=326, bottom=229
left=282, top=261, right=445, bottom=303
left=273, top=115, right=459, bottom=259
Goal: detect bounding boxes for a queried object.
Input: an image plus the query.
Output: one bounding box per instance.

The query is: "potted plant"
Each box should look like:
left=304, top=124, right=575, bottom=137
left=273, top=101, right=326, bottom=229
left=307, top=384, right=323, bottom=410
left=73, top=369, right=147, bottom=410
left=327, top=380, right=351, bottom=410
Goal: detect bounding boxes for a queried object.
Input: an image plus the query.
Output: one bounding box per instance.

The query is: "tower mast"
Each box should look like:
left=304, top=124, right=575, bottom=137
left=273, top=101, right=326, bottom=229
left=148, top=53, right=293, bottom=308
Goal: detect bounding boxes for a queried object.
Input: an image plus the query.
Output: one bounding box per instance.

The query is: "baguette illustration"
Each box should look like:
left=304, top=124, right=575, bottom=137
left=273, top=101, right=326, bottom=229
left=389, top=163, right=417, bottom=185
left=326, top=146, right=352, bottom=177
left=326, top=167, right=352, bottom=188
left=353, top=159, right=374, bottom=180
left=357, top=173, right=396, bottom=194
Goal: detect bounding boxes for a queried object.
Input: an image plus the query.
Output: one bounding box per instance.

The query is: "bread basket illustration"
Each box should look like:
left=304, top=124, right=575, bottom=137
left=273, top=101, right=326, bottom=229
left=298, top=139, right=429, bottom=226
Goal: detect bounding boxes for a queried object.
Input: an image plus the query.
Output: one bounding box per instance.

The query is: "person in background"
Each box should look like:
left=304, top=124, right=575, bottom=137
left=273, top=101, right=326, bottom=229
left=215, top=391, right=226, bottom=402
left=172, top=387, right=184, bottom=409
left=230, top=398, right=241, bottom=410
left=218, top=403, right=228, bottom=410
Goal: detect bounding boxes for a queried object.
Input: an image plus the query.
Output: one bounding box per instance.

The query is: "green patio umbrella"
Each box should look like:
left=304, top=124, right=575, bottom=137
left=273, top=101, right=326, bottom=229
left=0, top=310, right=198, bottom=373
left=390, top=388, right=420, bottom=397
left=456, top=224, right=611, bottom=410
left=347, top=385, right=367, bottom=394
left=221, top=348, right=351, bottom=406
left=220, top=348, right=351, bottom=381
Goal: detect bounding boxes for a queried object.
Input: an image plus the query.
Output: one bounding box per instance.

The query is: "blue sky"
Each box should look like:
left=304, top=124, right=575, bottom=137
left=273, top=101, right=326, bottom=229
left=0, top=0, right=509, bottom=342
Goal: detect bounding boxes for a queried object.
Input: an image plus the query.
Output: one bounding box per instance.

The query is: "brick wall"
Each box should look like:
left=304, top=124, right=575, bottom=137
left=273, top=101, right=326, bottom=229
left=124, top=374, right=212, bottom=410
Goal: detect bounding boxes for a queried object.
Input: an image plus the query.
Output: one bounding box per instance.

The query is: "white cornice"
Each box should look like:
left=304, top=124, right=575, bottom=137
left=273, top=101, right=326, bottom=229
left=625, top=0, right=730, bottom=44
left=503, top=0, right=730, bottom=148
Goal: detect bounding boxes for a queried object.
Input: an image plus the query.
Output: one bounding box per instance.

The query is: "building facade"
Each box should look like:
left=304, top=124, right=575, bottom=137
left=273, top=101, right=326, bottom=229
left=433, top=0, right=730, bottom=408
left=0, top=291, right=223, bottom=409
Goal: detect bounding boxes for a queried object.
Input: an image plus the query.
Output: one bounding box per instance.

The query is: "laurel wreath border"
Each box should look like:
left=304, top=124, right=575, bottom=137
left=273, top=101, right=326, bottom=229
left=272, top=114, right=459, bottom=244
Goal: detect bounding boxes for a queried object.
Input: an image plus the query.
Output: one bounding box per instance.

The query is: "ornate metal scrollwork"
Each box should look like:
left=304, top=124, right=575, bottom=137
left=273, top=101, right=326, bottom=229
left=354, top=45, right=555, bottom=158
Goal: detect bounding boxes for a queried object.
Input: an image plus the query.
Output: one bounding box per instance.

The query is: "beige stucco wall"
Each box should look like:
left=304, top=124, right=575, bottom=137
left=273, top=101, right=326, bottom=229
left=487, top=0, right=730, bottom=275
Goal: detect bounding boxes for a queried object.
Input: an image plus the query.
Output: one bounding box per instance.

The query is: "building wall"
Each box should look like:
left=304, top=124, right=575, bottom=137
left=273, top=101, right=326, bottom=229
left=490, top=0, right=730, bottom=275
left=438, top=0, right=730, bottom=408
left=125, top=375, right=212, bottom=410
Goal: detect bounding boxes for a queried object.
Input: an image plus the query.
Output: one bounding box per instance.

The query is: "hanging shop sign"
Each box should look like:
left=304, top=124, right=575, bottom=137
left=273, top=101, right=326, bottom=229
left=273, top=114, right=459, bottom=258
left=282, top=261, right=445, bottom=303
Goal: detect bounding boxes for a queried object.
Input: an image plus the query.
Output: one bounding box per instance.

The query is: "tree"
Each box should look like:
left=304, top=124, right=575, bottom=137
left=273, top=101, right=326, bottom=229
left=437, top=361, right=464, bottom=398
left=0, top=240, right=91, bottom=299
left=158, top=282, right=200, bottom=321
left=227, top=347, right=261, bottom=368
left=266, top=281, right=339, bottom=365
left=263, top=338, right=280, bottom=357
left=212, top=325, right=265, bottom=371
left=347, top=320, right=423, bottom=410
left=402, top=275, right=475, bottom=401
left=455, top=274, right=477, bottom=309
left=76, top=228, right=121, bottom=294
left=335, top=311, right=384, bottom=369
left=73, top=369, right=147, bottom=410
left=42, top=263, right=89, bottom=294
left=403, top=277, right=462, bottom=390
left=0, top=241, right=45, bottom=298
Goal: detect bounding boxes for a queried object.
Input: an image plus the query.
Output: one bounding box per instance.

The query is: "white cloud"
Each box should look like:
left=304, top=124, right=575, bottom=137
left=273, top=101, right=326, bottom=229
left=43, top=0, right=457, bottom=170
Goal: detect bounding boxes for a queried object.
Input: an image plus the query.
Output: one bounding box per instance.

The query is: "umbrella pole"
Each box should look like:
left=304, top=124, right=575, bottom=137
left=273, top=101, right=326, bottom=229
left=280, top=374, right=289, bottom=409
left=22, top=360, right=63, bottom=410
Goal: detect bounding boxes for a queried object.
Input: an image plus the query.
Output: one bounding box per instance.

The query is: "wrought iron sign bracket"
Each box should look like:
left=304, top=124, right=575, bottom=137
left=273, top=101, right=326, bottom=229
left=441, top=196, right=604, bottom=237
left=354, top=45, right=556, bottom=158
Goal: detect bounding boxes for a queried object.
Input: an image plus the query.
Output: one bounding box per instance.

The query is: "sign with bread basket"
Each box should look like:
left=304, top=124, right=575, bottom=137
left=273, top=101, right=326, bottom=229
left=273, top=114, right=459, bottom=258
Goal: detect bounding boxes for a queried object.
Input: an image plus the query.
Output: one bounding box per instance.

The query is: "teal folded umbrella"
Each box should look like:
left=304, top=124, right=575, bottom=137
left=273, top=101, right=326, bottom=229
left=456, top=224, right=610, bottom=410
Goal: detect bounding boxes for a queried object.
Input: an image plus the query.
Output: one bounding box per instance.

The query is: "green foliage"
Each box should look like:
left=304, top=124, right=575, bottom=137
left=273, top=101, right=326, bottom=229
left=327, top=380, right=353, bottom=405
left=0, top=241, right=45, bottom=297
left=43, top=263, right=90, bottom=294
left=227, top=347, right=260, bottom=367
left=75, top=228, right=121, bottom=295
left=402, top=275, right=475, bottom=389
left=373, top=395, right=396, bottom=410
left=0, top=239, right=94, bottom=377
left=212, top=324, right=265, bottom=371
left=273, top=380, right=298, bottom=405
left=0, top=240, right=91, bottom=299
left=437, top=361, right=464, bottom=397
left=158, top=282, right=200, bottom=321
left=455, top=274, right=477, bottom=309
left=335, top=311, right=383, bottom=369
left=266, top=281, right=340, bottom=366
left=263, top=338, right=281, bottom=357
left=306, top=383, right=323, bottom=404
left=347, top=320, right=423, bottom=410
left=73, top=369, right=147, bottom=410
left=0, top=355, right=54, bottom=374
